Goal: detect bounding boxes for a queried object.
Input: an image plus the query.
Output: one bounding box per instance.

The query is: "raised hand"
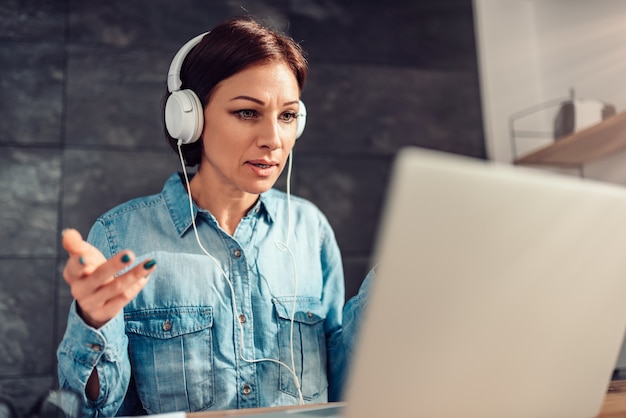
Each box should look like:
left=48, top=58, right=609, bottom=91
left=61, top=228, right=156, bottom=329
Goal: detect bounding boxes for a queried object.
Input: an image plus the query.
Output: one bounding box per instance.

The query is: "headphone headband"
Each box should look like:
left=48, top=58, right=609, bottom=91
left=167, top=32, right=209, bottom=93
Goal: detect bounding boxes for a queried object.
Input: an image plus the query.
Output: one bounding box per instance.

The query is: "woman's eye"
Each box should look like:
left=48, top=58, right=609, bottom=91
left=279, top=112, right=298, bottom=123
left=235, top=109, right=257, bottom=120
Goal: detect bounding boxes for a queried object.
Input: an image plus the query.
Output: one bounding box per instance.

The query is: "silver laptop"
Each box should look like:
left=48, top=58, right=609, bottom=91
left=222, top=147, right=626, bottom=418
left=341, top=147, right=626, bottom=418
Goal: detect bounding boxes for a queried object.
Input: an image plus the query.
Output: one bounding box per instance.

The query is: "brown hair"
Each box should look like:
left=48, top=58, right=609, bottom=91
left=163, top=16, right=309, bottom=166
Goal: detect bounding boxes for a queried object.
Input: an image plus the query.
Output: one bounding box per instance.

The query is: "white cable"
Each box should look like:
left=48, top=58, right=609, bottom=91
left=273, top=150, right=302, bottom=403
left=177, top=142, right=304, bottom=405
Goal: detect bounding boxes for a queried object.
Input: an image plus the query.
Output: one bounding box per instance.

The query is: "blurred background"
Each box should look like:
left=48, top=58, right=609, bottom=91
left=0, top=0, right=484, bottom=411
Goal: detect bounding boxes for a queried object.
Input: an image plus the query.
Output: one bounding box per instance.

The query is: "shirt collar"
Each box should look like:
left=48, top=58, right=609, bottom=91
left=162, top=172, right=276, bottom=237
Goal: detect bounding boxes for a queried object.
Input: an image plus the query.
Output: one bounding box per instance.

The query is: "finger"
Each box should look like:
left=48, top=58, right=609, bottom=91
left=78, top=259, right=157, bottom=328
left=62, top=228, right=90, bottom=256
left=63, top=248, right=108, bottom=286
left=63, top=254, right=93, bottom=286
left=69, top=251, right=136, bottom=299
left=61, top=228, right=108, bottom=283
left=101, top=260, right=156, bottom=310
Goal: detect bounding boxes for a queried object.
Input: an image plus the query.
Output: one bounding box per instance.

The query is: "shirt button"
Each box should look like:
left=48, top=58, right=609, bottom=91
left=307, top=311, right=313, bottom=319
left=233, top=249, right=241, bottom=258
left=162, top=319, right=172, bottom=332
left=242, top=384, right=252, bottom=395
left=238, top=314, right=247, bottom=324
left=89, top=344, right=102, bottom=352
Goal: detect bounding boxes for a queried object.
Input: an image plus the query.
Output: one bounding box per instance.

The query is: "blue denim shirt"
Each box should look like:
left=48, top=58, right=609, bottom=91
left=57, top=173, right=354, bottom=417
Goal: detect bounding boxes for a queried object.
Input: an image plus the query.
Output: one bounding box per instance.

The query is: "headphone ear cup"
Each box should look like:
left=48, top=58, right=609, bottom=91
left=296, top=100, right=307, bottom=140
left=165, top=89, right=204, bottom=144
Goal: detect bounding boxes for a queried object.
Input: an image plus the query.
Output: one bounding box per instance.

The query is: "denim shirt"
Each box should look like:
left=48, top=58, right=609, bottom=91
left=56, top=172, right=351, bottom=417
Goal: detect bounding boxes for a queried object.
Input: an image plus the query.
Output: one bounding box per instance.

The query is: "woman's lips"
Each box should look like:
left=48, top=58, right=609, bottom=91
left=246, top=160, right=278, bottom=176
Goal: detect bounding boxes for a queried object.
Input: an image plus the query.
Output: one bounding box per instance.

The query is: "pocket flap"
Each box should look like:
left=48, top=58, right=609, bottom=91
left=125, top=306, right=213, bottom=339
left=273, top=298, right=325, bottom=325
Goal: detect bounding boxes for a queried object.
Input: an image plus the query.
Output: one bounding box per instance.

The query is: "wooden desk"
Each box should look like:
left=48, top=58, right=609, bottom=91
left=601, top=380, right=626, bottom=417
left=187, top=381, right=626, bottom=417
left=188, top=403, right=344, bottom=417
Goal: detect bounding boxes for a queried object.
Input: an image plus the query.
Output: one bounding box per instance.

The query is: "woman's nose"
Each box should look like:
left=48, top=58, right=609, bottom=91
left=257, top=118, right=282, bottom=150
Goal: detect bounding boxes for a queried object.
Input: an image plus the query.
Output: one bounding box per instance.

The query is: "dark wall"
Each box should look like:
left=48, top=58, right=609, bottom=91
left=0, top=0, right=485, bottom=411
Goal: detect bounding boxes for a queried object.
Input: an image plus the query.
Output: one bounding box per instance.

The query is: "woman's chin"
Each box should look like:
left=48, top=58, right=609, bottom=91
left=245, top=179, right=278, bottom=195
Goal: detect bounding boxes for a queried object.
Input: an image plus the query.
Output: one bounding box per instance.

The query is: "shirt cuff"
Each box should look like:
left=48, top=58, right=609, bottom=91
left=58, top=301, right=127, bottom=367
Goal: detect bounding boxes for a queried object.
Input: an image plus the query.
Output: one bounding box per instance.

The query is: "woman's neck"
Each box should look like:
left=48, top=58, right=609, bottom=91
left=188, top=171, right=258, bottom=236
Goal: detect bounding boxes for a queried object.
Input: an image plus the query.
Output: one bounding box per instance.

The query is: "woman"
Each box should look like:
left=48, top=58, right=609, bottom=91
left=57, top=16, right=353, bottom=416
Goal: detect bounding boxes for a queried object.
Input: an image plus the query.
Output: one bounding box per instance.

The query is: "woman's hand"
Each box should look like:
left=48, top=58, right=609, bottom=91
left=61, top=228, right=156, bottom=329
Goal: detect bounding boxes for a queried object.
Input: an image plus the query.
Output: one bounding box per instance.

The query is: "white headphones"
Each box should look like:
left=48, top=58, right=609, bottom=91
left=165, top=32, right=307, bottom=145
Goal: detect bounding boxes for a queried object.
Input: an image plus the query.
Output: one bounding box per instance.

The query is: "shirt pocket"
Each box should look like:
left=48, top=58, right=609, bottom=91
left=125, top=307, right=214, bottom=413
left=273, top=298, right=327, bottom=400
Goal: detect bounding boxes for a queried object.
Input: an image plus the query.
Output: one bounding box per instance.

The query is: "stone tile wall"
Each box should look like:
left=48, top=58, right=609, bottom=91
left=0, top=0, right=484, bottom=412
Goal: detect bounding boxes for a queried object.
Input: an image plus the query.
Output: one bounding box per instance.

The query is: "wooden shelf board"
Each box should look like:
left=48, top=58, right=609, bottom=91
left=514, top=110, right=626, bottom=166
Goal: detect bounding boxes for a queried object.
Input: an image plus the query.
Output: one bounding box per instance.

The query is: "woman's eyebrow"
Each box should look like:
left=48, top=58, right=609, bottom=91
left=230, top=96, right=300, bottom=106
left=231, top=95, right=264, bottom=105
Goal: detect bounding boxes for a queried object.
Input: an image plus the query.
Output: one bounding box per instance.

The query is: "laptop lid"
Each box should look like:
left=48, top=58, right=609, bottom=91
left=343, top=147, right=626, bottom=418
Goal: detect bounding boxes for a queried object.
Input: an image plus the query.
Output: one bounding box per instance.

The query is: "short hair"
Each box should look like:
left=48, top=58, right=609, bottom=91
left=162, top=16, right=309, bottom=167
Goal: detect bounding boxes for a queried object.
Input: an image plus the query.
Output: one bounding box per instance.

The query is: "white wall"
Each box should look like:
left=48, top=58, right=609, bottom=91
left=474, top=0, right=626, bottom=183
left=473, top=0, right=542, bottom=164
left=474, top=0, right=626, bottom=369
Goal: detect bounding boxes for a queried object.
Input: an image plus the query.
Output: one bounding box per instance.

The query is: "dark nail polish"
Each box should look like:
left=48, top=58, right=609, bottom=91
left=143, top=259, right=156, bottom=269
left=79, top=256, right=85, bottom=265
left=121, top=254, right=131, bottom=263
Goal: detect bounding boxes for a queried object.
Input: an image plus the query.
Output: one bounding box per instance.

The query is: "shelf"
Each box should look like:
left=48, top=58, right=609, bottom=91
left=514, top=110, right=626, bottom=167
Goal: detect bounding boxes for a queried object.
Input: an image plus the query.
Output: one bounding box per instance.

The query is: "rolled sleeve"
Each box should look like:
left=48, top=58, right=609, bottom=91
left=57, top=301, right=130, bottom=417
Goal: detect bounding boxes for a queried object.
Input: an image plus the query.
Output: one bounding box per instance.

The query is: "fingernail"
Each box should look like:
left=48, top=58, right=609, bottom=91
left=121, top=254, right=131, bottom=263
left=61, top=228, right=69, bottom=237
left=79, top=256, right=85, bottom=265
left=143, top=259, right=156, bottom=269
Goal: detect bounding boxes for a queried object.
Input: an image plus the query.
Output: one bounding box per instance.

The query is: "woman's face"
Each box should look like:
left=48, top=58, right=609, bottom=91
left=198, top=60, right=301, bottom=197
